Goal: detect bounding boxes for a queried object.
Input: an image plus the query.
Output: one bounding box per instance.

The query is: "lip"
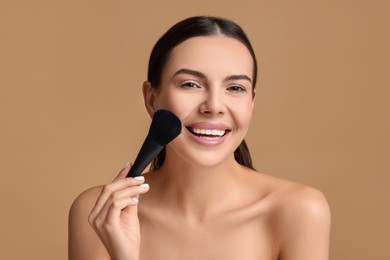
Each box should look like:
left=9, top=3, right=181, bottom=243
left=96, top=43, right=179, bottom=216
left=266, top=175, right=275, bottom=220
left=184, top=121, right=231, bottom=147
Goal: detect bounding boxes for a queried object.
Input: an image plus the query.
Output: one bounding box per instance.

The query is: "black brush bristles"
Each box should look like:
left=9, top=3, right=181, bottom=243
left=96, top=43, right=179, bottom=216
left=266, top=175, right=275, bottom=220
left=148, top=109, right=182, bottom=146
left=126, top=109, right=182, bottom=177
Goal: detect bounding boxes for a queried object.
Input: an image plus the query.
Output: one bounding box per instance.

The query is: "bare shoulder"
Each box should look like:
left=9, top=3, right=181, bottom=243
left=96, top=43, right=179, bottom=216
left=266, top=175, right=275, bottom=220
left=253, top=172, right=331, bottom=259
left=242, top=168, right=330, bottom=218
left=69, top=186, right=109, bottom=260
left=270, top=177, right=330, bottom=216
left=70, top=185, right=103, bottom=215
left=274, top=179, right=330, bottom=227
left=244, top=168, right=330, bottom=214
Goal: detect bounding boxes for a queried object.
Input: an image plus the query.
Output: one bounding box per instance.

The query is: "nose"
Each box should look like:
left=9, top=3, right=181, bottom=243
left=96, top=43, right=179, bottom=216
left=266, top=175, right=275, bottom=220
left=199, top=88, right=226, bottom=115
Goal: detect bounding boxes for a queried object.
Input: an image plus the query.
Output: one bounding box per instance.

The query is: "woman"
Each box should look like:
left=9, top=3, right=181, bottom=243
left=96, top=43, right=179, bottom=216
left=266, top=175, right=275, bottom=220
left=69, top=16, right=331, bottom=260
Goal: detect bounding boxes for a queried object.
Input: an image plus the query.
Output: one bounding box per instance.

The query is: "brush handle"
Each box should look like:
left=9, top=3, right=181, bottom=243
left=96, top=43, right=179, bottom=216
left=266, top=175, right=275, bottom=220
left=126, top=136, right=164, bottom=177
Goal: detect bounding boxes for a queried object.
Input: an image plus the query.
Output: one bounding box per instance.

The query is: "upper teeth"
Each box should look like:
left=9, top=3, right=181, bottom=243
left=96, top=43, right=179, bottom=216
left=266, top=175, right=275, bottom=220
left=192, top=128, right=225, bottom=136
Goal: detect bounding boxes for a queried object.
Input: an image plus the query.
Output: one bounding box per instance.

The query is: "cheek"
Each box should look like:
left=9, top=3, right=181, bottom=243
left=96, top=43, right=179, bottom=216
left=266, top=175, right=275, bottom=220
left=154, top=89, right=195, bottom=119
left=232, top=99, right=254, bottom=128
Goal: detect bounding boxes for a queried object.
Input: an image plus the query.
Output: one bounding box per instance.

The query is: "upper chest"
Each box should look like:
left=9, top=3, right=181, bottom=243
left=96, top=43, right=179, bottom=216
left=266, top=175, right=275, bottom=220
left=138, top=206, right=279, bottom=260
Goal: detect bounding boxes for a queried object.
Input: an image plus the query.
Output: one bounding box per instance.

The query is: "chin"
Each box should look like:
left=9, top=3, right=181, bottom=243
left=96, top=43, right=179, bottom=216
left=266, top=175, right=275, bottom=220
left=170, top=146, right=237, bottom=169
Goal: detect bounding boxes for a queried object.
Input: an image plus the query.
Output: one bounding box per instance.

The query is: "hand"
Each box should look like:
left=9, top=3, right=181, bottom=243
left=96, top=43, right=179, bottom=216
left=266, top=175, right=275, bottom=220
left=88, top=163, right=150, bottom=260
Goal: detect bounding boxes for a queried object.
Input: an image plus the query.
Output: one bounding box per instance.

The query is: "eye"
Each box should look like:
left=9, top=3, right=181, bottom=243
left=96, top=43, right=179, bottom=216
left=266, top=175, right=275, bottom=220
left=180, top=81, right=201, bottom=89
left=227, top=85, right=247, bottom=93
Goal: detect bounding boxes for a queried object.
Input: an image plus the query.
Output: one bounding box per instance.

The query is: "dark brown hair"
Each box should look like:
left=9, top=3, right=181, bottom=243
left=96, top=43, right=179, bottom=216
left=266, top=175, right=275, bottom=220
left=147, top=16, right=257, bottom=170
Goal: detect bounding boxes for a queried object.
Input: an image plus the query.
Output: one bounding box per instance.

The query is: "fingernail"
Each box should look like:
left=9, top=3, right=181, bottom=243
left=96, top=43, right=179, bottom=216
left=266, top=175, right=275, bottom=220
left=123, top=161, right=130, bottom=168
left=134, top=176, right=144, bottom=181
left=132, top=198, right=139, bottom=203
left=139, top=183, right=149, bottom=189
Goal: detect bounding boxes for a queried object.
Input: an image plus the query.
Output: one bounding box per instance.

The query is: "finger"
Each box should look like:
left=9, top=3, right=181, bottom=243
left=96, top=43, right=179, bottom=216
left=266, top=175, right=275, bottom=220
left=94, top=183, right=150, bottom=227
left=100, top=182, right=149, bottom=217
left=105, top=196, right=139, bottom=224
left=90, top=177, right=144, bottom=220
left=113, top=162, right=132, bottom=181
left=89, top=176, right=145, bottom=223
left=120, top=183, right=150, bottom=216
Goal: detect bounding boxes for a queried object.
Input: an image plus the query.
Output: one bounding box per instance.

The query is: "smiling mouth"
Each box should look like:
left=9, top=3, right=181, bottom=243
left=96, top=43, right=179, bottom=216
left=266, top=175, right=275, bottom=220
left=186, top=127, right=230, bottom=138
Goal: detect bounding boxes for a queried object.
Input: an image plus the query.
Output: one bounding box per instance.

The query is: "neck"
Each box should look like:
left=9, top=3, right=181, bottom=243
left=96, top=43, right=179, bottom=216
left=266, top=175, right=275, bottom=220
left=147, top=153, right=249, bottom=222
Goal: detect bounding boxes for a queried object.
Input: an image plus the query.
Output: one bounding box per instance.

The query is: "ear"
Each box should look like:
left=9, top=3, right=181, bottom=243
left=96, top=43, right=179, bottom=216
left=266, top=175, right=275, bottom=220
left=142, top=81, right=156, bottom=118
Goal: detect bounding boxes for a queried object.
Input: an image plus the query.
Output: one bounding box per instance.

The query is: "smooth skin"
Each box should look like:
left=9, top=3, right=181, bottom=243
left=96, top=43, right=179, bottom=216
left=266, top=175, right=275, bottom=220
left=69, top=36, right=331, bottom=260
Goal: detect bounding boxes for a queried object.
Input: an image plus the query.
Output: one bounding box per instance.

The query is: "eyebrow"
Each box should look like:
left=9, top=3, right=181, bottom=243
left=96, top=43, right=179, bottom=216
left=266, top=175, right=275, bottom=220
left=173, top=68, right=252, bottom=84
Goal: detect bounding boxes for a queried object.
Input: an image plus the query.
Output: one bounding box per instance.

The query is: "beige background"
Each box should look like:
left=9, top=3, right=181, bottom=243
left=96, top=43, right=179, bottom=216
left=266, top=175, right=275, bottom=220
left=1, top=0, right=389, bottom=259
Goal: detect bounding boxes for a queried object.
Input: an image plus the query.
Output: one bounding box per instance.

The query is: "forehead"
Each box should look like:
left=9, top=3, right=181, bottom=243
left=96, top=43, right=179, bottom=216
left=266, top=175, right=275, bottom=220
left=163, top=36, right=254, bottom=80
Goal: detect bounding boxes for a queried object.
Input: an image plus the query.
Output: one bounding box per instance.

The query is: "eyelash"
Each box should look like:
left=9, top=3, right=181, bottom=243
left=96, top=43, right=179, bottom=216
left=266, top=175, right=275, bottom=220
left=180, top=81, right=200, bottom=89
left=227, top=85, right=247, bottom=93
left=179, top=81, right=247, bottom=93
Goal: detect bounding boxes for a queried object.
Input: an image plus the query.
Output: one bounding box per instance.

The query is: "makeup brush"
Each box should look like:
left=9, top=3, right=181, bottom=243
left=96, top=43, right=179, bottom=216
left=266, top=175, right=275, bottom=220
left=126, top=109, right=182, bottom=177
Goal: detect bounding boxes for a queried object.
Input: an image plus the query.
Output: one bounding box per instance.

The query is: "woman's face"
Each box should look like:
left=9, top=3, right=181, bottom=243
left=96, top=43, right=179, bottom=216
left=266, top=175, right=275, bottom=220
left=145, top=35, right=255, bottom=167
